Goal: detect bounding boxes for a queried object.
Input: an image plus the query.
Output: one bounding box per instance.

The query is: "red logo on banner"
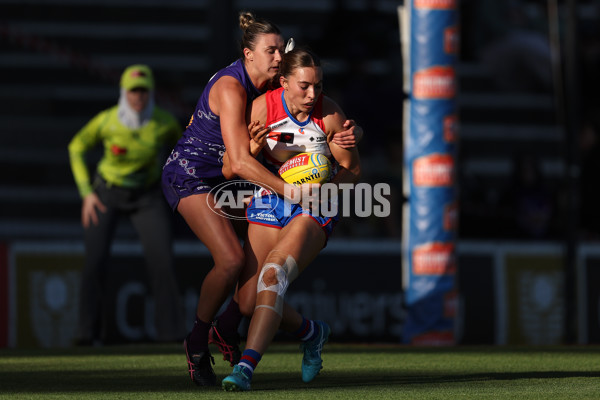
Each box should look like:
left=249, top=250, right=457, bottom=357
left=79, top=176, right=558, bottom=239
left=443, top=114, right=458, bottom=143
left=414, top=0, right=457, bottom=10
left=411, top=330, right=455, bottom=345
left=413, top=153, right=454, bottom=186
left=413, top=242, right=456, bottom=275
left=444, top=26, right=459, bottom=54
left=444, top=201, right=458, bottom=231
left=413, top=66, right=456, bottom=99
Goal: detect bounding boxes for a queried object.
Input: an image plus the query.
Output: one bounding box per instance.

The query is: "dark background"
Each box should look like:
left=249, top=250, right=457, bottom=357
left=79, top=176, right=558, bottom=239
left=2, top=0, right=600, bottom=346
left=2, top=0, right=598, bottom=243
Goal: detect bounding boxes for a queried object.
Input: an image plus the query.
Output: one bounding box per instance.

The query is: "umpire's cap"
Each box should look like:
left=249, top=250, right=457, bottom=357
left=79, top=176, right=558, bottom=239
left=120, top=64, right=154, bottom=91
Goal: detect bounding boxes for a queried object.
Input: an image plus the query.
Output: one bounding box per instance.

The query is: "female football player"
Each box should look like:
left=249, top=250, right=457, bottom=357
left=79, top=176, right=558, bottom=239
left=220, top=46, right=361, bottom=391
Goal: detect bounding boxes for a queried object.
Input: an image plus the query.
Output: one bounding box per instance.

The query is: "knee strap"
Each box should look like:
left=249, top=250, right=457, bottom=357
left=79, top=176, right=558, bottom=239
left=255, top=256, right=298, bottom=316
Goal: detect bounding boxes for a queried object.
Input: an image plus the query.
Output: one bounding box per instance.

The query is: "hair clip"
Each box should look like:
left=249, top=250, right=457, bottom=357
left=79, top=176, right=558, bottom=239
left=284, top=38, right=295, bottom=54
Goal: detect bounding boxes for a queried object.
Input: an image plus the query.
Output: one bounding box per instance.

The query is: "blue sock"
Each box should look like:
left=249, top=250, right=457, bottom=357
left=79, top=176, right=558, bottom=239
left=238, top=349, right=262, bottom=379
left=293, top=317, right=319, bottom=342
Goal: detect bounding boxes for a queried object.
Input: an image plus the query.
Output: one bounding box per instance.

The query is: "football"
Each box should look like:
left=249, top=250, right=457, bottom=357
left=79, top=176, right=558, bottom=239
left=278, top=152, right=331, bottom=185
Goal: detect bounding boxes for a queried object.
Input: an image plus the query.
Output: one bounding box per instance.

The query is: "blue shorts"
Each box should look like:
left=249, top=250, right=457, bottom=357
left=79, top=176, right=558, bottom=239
left=246, top=193, right=338, bottom=238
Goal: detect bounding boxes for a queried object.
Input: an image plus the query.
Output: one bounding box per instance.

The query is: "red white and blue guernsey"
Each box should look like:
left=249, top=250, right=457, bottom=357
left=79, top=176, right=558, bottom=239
left=247, top=87, right=338, bottom=237
left=261, top=87, right=331, bottom=173
left=161, top=59, right=261, bottom=210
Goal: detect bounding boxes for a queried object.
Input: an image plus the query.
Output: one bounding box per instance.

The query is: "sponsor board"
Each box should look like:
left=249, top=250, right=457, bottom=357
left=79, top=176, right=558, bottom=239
left=413, top=66, right=456, bottom=99
left=7, top=241, right=404, bottom=346
left=413, top=153, right=455, bottom=187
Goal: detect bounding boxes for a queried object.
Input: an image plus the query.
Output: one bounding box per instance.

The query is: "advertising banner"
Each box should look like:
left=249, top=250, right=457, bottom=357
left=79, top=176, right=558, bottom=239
left=401, top=0, right=459, bottom=344
left=504, top=254, right=564, bottom=345
left=8, top=241, right=403, bottom=347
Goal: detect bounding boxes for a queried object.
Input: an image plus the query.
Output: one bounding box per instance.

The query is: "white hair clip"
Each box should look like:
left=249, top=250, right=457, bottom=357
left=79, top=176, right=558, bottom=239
left=284, top=38, right=295, bottom=54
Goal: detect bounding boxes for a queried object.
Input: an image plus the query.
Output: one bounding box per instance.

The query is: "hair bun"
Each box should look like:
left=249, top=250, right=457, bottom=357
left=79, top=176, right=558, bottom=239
left=239, top=11, right=256, bottom=31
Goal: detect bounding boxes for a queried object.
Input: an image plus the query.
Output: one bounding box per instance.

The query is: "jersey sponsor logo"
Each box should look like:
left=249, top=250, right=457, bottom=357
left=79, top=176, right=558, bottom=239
left=268, top=132, right=294, bottom=143
left=248, top=211, right=277, bottom=222
left=443, top=114, right=458, bottom=143
left=414, top=0, right=457, bottom=10
left=413, top=66, right=456, bottom=99
left=413, top=153, right=454, bottom=187
left=269, top=120, right=288, bottom=130
left=299, top=128, right=305, bottom=134
left=412, top=242, right=455, bottom=275
left=444, top=26, right=459, bottom=55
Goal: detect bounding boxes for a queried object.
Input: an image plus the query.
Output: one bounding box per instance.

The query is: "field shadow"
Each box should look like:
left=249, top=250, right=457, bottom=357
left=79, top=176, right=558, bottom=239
left=253, top=369, right=600, bottom=391
left=1, top=368, right=599, bottom=394
left=2, top=344, right=600, bottom=394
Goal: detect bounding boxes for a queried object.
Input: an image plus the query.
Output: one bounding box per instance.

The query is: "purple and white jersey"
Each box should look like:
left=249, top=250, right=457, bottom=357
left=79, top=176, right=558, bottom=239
left=164, top=59, right=260, bottom=179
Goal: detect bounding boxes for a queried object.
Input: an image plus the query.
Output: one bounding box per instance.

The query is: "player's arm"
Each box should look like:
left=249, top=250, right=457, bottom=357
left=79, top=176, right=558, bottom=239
left=330, top=119, right=364, bottom=149
left=323, top=97, right=361, bottom=184
left=221, top=95, right=270, bottom=179
left=222, top=120, right=270, bottom=179
left=213, top=77, right=290, bottom=196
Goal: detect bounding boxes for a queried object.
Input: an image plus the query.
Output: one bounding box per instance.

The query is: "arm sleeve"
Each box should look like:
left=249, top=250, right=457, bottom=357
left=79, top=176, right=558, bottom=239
left=67, top=111, right=107, bottom=197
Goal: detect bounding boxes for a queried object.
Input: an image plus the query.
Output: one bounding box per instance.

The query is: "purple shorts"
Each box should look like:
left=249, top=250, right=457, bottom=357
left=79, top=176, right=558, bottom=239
left=161, top=172, right=224, bottom=211
left=162, top=164, right=256, bottom=212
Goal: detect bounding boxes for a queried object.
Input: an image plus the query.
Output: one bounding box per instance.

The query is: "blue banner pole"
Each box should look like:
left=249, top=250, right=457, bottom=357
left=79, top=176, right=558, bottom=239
left=401, top=0, right=459, bottom=345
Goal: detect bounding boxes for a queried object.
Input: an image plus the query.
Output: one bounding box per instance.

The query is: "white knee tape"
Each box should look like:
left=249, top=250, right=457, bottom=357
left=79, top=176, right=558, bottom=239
left=256, top=256, right=299, bottom=316
left=283, top=255, right=299, bottom=283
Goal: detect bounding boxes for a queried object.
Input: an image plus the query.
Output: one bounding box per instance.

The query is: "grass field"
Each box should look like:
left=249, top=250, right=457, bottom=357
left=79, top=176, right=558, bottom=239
left=1, top=343, right=599, bottom=399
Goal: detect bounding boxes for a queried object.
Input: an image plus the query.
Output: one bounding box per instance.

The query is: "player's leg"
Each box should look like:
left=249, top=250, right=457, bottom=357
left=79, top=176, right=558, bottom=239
left=207, top=203, right=250, bottom=366
left=209, top=219, right=279, bottom=366
left=235, top=223, right=280, bottom=317
left=232, top=221, right=327, bottom=370
left=223, top=216, right=326, bottom=391
left=177, top=192, right=246, bottom=386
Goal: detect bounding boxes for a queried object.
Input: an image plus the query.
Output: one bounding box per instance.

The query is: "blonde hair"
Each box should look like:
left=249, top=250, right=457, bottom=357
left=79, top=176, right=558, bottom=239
left=238, top=11, right=281, bottom=55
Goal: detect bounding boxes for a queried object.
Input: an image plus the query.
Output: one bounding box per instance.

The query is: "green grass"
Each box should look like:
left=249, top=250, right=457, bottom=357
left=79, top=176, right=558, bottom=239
left=1, top=343, right=599, bottom=399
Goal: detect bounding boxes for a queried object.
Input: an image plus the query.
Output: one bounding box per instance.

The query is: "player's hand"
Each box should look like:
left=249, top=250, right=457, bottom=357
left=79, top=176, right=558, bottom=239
left=298, top=183, right=322, bottom=211
left=331, top=119, right=363, bottom=148
left=81, top=192, right=107, bottom=228
left=248, top=120, right=270, bottom=157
